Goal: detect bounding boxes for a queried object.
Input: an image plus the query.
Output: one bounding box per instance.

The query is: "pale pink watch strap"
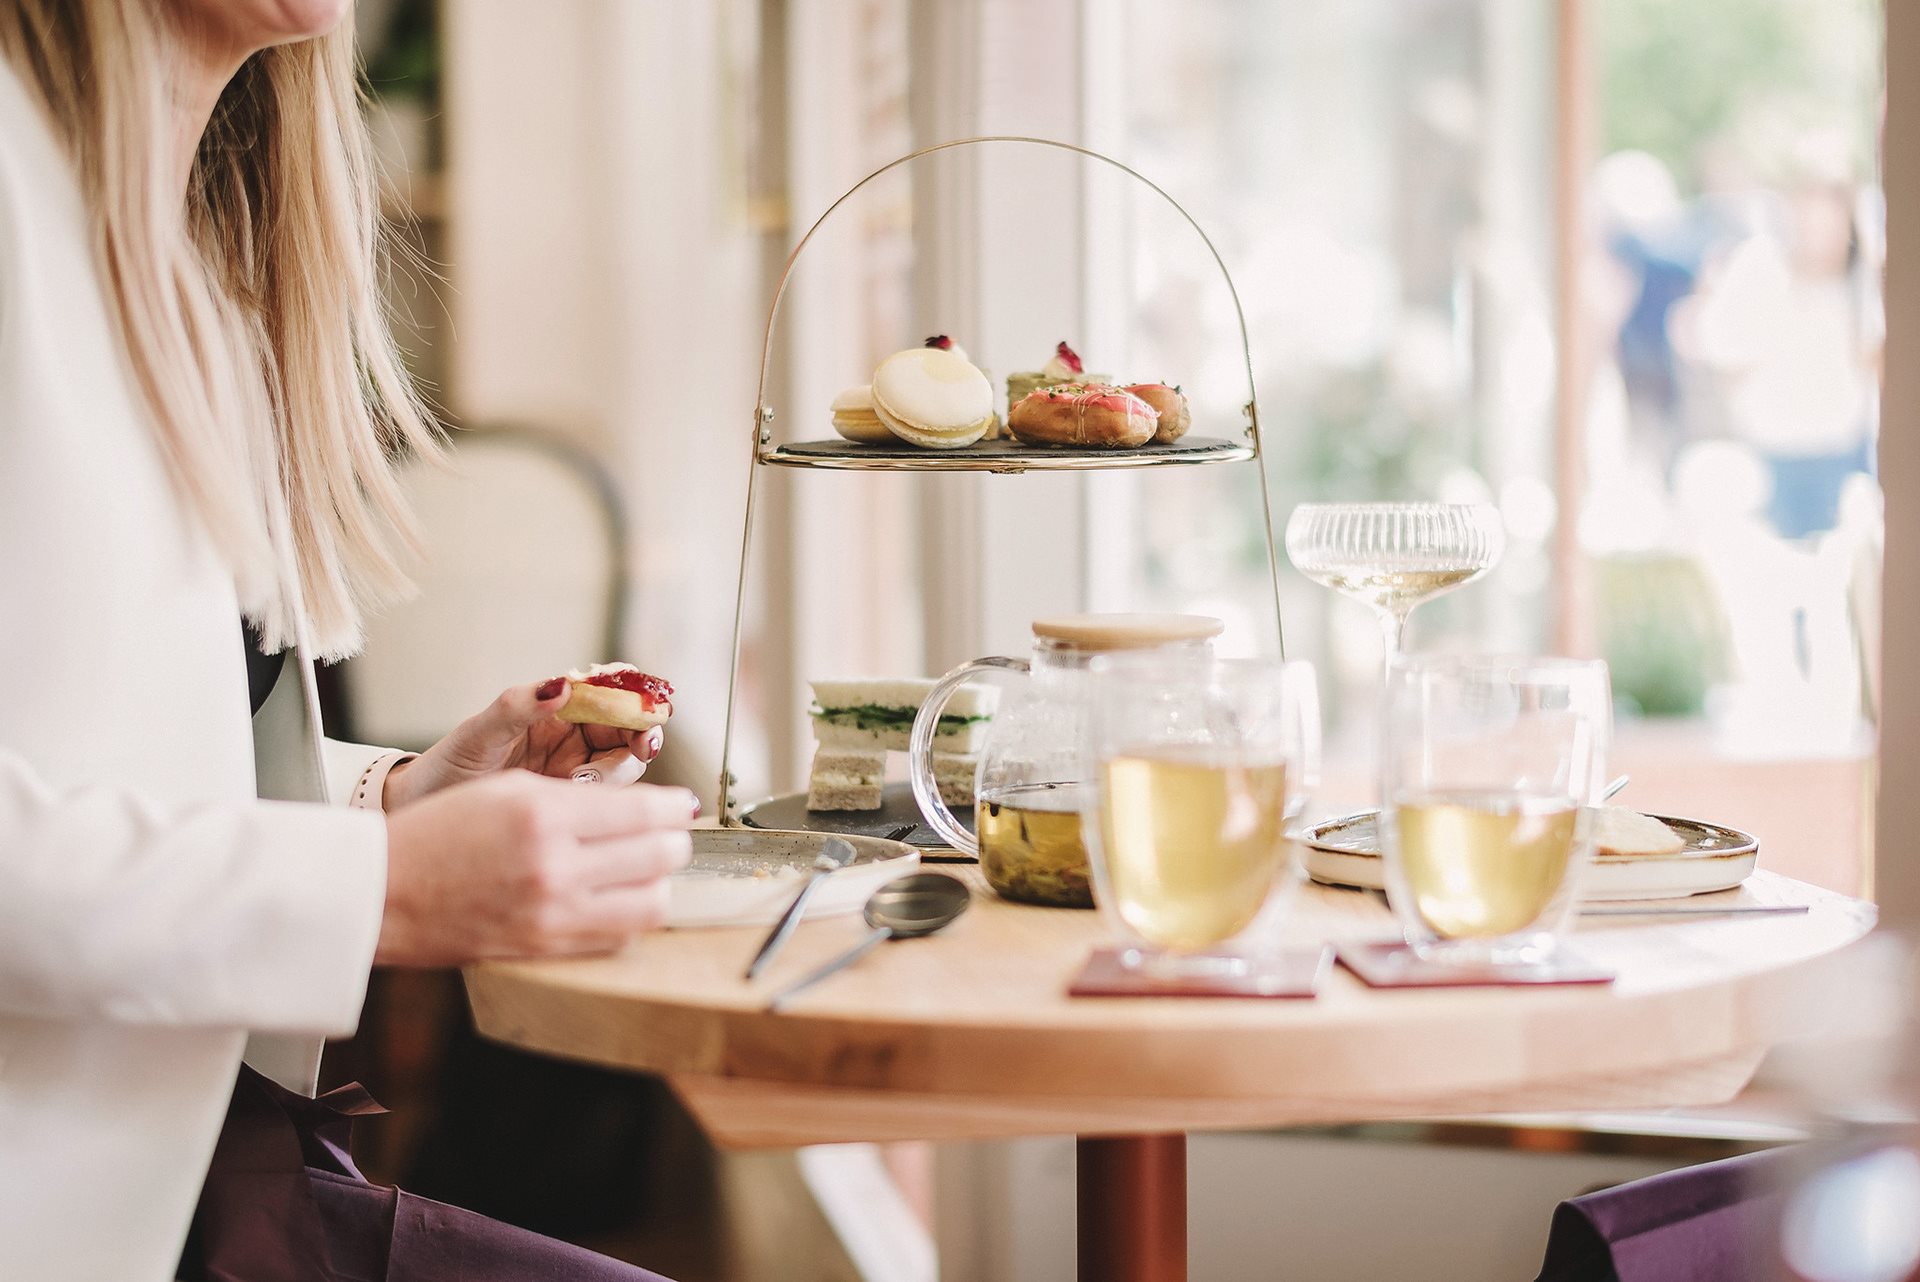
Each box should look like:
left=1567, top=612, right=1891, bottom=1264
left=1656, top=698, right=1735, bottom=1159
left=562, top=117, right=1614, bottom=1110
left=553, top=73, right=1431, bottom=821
left=349, top=751, right=417, bottom=811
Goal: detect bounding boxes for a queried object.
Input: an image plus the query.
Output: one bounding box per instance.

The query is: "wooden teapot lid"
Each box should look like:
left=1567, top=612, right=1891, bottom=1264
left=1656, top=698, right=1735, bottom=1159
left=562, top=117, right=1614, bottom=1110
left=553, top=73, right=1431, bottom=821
left=1030, top=613, right=1224, bottom=652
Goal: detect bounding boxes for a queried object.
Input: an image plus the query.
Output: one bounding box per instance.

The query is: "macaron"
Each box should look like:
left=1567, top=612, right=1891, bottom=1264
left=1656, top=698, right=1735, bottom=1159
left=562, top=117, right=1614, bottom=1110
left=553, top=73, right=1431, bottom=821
left=870, top=347, right=995, bottom=449
left=830, top=384, right=893, bottom=443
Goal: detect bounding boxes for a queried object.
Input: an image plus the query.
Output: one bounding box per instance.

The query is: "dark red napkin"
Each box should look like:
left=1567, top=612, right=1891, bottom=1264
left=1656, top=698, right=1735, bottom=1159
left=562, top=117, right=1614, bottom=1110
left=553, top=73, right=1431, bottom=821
left=1337, top=940, right=1615, bottom=988
left=1069, top=945, right=1330, bottom=998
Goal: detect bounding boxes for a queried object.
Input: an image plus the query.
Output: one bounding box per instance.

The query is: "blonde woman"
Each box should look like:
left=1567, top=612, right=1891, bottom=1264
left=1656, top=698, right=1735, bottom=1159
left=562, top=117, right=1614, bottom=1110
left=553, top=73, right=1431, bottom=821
left=0, top=2, right=687, bottom=1278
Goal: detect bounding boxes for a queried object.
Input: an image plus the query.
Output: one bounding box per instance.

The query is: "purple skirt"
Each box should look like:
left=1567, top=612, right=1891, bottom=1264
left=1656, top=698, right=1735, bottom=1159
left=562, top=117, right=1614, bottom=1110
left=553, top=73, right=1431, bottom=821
left=181, top=1067, right=675, bottom=1282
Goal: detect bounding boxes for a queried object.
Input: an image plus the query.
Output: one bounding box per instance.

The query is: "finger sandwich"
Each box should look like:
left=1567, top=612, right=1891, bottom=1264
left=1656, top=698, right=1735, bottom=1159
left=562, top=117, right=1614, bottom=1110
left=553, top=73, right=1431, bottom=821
left=805, top=678, right=997, bottom=813
left=805, top=748, right=886, bottom=811
left=808, top=678, right=997, bottom=753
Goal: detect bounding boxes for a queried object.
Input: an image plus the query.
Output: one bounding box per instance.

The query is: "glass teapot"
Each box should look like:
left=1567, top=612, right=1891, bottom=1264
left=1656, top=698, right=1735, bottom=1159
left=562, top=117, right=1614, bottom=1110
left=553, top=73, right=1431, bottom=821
left=908, top=613, right=1224, bottom=908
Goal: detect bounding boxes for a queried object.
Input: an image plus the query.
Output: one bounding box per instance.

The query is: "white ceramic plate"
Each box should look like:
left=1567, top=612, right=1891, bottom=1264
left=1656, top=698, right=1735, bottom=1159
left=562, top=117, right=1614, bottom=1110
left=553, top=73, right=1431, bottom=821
left=1303, top=811, right=1759, bottom=902
left=667, top=828, right=920, bottom=928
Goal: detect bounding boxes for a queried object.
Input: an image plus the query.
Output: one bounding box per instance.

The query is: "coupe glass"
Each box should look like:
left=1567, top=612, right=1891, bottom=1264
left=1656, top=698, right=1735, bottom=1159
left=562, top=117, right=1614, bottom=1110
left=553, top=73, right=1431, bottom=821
left=1082, top=654, right=1320, bottom=976
left=1284, top=502, right=1506, bottom=672
left=1379, top=655, right=1611, bottom=966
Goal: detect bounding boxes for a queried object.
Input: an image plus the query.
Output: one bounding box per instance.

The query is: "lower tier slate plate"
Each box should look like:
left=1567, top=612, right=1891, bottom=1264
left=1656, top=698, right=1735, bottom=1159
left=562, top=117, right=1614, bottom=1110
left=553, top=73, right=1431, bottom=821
left=736, top=781, right=976, bottom=857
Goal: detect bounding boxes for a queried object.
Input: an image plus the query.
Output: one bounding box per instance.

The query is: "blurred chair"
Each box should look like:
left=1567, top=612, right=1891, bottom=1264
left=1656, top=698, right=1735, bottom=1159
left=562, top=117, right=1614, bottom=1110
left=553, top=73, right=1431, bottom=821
left=321, top=429, right=726, bottom=1269
left=1534, top=1148, right=1788, bottom=1282
left=336, top=425, right=628, bottom=749
left=320, top=424, right=630, bottom=1160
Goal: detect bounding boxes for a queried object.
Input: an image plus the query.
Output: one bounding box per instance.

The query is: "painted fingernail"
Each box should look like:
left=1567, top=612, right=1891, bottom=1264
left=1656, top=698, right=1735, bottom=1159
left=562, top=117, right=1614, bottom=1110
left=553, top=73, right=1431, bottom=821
left=688, top=792, right=702, bottom=818
left=536, top=677, right=566, bottom=701
left=572, top=767, right=602, bottom=784
left=643, top=727, right=665, bottom=760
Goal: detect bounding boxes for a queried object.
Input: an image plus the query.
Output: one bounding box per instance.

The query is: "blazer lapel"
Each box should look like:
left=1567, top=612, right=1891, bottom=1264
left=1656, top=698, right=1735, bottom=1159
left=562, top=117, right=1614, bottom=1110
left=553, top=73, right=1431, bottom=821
left=251, top=643, right=331, bottom=807
left=244, top=644, right=337, bottom=1096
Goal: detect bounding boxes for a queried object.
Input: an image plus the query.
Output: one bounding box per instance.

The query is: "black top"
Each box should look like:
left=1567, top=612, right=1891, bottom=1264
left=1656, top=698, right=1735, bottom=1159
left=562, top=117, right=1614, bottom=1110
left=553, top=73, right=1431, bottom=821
left=241, top=620, right=285, bottom=716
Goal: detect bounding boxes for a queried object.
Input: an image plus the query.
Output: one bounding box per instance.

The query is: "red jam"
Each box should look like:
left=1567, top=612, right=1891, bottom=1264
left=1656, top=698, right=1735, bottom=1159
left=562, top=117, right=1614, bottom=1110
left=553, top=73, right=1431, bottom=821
left=924, top=334, right=955, bottom=350
left=582, top=669, right=674, bottom=708
left=1054, top=341, right=1084, bottom=374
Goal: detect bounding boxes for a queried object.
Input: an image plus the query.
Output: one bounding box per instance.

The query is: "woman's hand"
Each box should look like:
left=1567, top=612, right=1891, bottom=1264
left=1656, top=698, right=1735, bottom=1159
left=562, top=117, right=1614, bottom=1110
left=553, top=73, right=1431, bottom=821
left=381, top=677, right=665, bottom=809
left=377, top=770, right=698, bottom=965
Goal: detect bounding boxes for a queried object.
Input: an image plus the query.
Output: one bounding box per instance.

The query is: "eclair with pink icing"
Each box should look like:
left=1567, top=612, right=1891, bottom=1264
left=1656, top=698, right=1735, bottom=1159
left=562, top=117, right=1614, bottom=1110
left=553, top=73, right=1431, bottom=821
left=1007, top=382, right=1158, bottom=448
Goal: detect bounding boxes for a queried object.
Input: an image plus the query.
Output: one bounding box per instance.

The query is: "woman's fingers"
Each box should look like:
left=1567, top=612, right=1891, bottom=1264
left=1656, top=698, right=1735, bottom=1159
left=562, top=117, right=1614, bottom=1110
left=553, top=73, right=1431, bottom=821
left=577, top=881, right=676, bottom=937
left=469, top=678, right=571, bottom=748
left=542, top=777, right=700, bottom=841
left=579, top=722, right=632, bottom=753
left=571, top=726, right=665, bottom=784
left=571, top=750, right=644, bottom=787
left=578, top=827, right=694, bottom=889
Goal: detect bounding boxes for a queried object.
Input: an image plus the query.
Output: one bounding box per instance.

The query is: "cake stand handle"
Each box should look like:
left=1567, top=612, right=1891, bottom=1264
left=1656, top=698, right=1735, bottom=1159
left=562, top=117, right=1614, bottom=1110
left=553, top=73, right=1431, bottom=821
left=752, top=135, right=1263, bottom=456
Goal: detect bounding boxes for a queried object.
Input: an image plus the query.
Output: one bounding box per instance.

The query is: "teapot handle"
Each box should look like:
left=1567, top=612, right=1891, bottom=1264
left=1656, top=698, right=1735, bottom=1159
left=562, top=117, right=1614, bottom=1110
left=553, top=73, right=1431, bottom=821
left=908, top=656, right=1028, bottom=855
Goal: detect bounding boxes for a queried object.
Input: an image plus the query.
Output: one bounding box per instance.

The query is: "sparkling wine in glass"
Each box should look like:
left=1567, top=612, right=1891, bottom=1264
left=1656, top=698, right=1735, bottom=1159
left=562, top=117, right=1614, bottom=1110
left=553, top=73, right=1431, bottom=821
left=1284, top=502, right=1506, bottom=671
left=1380, top=654, right=1611, bottom=966
left=1082, top=655, right=1320, bottom=975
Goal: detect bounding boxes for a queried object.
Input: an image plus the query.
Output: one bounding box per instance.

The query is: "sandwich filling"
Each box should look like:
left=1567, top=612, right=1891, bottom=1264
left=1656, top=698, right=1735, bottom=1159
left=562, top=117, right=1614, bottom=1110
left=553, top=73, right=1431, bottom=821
left=809, top=702, right=991, bottom=735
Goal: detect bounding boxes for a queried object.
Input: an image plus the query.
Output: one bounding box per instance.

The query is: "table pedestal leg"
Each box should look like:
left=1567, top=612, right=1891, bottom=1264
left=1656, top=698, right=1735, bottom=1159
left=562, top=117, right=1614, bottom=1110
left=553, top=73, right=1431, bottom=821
left=1077, top=1133, right=1187, bottom=1282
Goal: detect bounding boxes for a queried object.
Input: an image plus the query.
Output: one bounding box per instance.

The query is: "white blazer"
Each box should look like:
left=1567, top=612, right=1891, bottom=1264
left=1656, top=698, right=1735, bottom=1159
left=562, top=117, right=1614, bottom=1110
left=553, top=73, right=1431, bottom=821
left=0, top=61, right=395, bottom=1281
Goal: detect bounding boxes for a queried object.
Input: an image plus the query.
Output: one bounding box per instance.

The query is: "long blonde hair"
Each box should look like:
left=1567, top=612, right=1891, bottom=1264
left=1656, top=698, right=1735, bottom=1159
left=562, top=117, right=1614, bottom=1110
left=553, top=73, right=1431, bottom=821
left=0, top=0, right=438, bottom=658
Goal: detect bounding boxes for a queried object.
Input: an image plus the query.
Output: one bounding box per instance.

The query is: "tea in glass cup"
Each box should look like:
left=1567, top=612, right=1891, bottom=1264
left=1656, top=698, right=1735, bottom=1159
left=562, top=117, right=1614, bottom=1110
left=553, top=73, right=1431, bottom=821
left=1380, top=655, right=1611, bottom=965
left=1099, top=751, right=1292, bottom=948
left=1084, top=656, right=1320, bottom=973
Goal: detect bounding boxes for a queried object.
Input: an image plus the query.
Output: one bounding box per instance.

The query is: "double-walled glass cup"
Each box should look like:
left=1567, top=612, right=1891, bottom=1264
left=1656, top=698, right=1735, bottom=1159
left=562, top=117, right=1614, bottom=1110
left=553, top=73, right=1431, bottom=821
left=1379, top=655, right=1611, bottom=965
left=1081, top=654, right=1321, bottom=975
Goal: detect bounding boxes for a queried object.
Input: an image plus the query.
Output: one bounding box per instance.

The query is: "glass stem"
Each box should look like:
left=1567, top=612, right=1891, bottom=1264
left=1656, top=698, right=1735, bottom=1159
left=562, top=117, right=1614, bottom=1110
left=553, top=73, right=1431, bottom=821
left=1379, top=608, right=1409, bottom=674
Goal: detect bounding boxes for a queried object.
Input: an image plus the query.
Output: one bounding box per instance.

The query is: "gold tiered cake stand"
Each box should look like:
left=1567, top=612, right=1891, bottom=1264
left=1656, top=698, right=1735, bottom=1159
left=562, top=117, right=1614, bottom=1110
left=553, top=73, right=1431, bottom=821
left=719, top=135, right=1288, bottom=822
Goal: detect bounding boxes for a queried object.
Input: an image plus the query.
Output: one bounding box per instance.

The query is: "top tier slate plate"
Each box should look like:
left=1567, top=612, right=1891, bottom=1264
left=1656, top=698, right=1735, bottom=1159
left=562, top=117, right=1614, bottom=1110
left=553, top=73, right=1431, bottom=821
left=761, top=435, right=1254, bottom=474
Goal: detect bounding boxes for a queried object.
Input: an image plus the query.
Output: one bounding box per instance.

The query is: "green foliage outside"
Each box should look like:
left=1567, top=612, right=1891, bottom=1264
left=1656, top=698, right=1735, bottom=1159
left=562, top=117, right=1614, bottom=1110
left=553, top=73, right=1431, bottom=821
left=1596, top=554, right=1731, bottom=717
left=1601, top=0, right=1882, bottom=191
left=1296, top=361, right=1460, bottom=503
left=362, top=0, right=440, bottom=103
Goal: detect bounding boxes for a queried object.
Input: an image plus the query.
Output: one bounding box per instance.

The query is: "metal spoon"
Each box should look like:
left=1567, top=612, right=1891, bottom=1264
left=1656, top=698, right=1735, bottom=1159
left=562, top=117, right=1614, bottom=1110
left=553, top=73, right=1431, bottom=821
left=766, top=872, right=971, bottom=1010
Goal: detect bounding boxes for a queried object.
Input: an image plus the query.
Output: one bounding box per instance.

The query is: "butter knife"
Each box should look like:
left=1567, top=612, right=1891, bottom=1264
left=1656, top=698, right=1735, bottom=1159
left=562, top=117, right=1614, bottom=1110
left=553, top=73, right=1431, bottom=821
left=1579, top=904, right=1809, bottom=918
left=744, top=837, right=859, bottom=980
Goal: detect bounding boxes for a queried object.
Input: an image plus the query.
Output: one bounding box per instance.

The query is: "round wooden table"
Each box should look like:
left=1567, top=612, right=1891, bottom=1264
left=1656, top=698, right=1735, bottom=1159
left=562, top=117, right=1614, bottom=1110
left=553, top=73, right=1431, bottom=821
left=465, top=870, right=1873, bottom=1282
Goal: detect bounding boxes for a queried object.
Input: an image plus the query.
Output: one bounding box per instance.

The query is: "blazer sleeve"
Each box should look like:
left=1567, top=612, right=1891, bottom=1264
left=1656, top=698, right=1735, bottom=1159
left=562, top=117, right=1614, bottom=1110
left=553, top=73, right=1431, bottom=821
left=0, top=746, right=388, bottom=1034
